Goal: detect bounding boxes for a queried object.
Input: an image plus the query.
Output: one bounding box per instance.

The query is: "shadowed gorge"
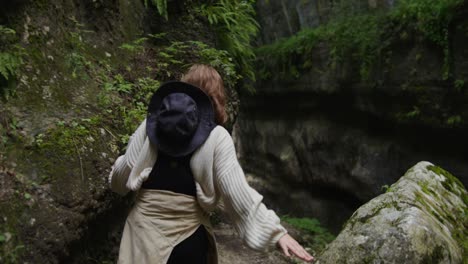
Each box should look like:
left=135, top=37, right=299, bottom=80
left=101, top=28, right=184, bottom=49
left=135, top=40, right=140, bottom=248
left=234, top=0, right=468, bottom=235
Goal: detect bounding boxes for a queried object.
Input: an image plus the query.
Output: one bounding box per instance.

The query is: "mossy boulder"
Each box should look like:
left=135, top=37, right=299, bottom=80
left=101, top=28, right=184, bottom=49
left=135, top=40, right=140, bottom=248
left=318, top=161, right=467, bottom=263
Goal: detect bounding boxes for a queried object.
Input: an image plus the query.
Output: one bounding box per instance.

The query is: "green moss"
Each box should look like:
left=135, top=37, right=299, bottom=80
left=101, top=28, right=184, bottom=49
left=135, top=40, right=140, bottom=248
left=361, top=254, right=378, bottom=264
left=1, top=0, right=236, bottom=262
left=413, top=192, right=446, bottom=225
left=431, top=210, right=445, bottom=225
left=424, top=165, right=468, bottom=261
left=450, top=215, right=468, bottom=262
left=362, top=204, right=388, bottom=224
left=118, top=0, right=145, bottom=41
left=427, top=165, right=465, bottom=196
left=459, top=233, right=468, bottom=264
left=421, top=245, right=445, bottom=263
left=419, top=181, right=430, bottom=195
left=0, top=183, right=28, bottom=263
left=31, top=122, right=102, bottom=183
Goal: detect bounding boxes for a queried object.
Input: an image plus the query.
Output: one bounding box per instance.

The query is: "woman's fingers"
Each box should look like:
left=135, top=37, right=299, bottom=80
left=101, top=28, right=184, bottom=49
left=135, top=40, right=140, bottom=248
left=290, top=242, right=307, bottom=258
left=283, top=243, right=313, bottom=261
left=298, top=245, right=313, bottom=260
left=291, top=246, right=308, bottom=260
left=290, top=244, right=314, bottom=262
left=298, top=248, right=314, bottom=261
left=281, top=244, right=291, bottom=257
left=277, top=234, right=314, bottom=262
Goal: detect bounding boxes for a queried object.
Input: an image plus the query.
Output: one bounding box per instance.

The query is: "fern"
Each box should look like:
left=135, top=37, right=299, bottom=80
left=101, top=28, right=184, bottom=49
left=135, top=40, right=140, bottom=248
left=0, top=25, right=24, bottom=100
left=144, top=0, right=168, bottom=20
left=188, top=41, right=239, bottom=87
left=119, top=37, right=148, bottom=54
left=198, top=0, right=259, bottom=90
left=0, top=52, right=22, bottom=80
left=0, top=25, right=16, bottom=36
left=0, top=25, right=23, bottom=81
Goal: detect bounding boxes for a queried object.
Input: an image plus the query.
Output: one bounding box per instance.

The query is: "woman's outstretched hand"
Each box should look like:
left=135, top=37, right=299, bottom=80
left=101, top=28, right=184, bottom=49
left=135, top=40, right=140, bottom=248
left=277, top=233, right=314, bottom=262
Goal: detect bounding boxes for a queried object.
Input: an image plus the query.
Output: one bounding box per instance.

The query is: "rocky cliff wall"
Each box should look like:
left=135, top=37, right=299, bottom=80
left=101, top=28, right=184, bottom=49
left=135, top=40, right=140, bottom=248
left=235, top=0, right=468, bottom=232
left=255, top=0, right=395, bottom=45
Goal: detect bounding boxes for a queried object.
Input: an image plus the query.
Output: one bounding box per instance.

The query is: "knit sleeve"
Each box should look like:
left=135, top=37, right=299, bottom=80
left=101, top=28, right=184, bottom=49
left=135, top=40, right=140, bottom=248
left=213, top=128, right=288, bottom=251
left=108, top=119, right=147, bottom=195
left=108, top=155, right=131, bottom=195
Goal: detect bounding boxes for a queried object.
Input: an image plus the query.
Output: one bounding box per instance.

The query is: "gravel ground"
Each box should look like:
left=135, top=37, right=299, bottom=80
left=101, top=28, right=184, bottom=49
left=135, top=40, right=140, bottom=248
left=215, top=222, right=311, bottom=264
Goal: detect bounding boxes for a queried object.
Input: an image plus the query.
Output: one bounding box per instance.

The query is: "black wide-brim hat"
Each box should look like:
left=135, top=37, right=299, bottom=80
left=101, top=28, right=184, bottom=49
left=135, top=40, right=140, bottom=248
left=147, top=81, right=216, bottom=157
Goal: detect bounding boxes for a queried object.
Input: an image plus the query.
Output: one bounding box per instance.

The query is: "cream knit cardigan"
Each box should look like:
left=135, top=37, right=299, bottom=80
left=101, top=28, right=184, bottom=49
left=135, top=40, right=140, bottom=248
left=109, top=119, right=287, bottom=251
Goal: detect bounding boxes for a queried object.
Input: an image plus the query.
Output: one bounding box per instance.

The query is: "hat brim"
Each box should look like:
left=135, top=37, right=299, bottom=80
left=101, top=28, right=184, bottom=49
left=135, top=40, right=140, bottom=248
left=147, top=81, right=216, bottom=157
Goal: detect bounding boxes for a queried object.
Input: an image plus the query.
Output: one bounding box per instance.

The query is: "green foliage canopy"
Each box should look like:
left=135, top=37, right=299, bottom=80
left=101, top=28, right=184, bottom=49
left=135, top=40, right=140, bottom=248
left=256, top=0, right=465, bottom=81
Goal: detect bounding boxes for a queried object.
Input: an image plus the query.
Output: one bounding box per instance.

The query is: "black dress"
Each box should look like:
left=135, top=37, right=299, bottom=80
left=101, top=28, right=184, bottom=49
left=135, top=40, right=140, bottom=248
left=141, top=152, right=209, bottom=264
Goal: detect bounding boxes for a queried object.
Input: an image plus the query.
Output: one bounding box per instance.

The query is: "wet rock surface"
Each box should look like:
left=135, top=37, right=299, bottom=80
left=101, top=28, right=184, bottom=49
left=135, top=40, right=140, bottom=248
left=236, top=0, right=468, bottom=234
left=318, top=161, right=467, bottom=263
left=234, top=110, right=468, bottom=232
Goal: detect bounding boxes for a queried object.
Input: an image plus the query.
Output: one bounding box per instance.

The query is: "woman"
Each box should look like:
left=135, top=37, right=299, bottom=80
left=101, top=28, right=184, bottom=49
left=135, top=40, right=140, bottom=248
left=109, top=64, right=314, bottom=263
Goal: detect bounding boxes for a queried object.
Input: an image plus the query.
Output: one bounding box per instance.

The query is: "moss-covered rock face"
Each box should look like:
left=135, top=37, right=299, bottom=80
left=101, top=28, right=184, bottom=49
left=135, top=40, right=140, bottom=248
left=318, top=161, right=468, bottom=263
left=236, top=0, right=468, bottom=235
left=0, top=0, right=241, bottom=263
left=255, top=0, right=468, bottom=129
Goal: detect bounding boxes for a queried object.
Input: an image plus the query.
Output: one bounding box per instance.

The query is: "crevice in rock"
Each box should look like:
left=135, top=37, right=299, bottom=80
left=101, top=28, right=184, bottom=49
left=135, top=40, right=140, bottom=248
left=64, top=195, right=134, bottom=263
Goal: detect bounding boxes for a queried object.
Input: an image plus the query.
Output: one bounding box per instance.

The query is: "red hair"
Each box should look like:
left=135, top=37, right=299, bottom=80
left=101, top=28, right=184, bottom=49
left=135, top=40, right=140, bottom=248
left=181, top=64, right=227, bottom=125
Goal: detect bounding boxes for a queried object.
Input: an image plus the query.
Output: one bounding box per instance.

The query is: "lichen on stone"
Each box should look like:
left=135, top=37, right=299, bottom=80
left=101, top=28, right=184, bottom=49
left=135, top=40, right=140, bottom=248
left=318, top=161, right=467, bottom=263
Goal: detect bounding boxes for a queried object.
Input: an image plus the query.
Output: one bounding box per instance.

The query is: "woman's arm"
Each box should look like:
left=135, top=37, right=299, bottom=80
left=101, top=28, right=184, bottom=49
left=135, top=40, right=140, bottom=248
left=108, top=155, right=131, bottom=195
left=213, top=129, right=313, bottom=262
left=108, top=119, right=147, bottom=195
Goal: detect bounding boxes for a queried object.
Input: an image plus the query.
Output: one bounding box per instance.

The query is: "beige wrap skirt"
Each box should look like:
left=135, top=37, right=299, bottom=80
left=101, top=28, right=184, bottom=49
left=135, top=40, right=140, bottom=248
left=117, top=189, right=218, bottom=264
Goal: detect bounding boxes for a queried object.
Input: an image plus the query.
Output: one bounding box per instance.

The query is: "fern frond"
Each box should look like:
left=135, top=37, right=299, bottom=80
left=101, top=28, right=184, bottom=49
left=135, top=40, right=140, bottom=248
left=145, top=0, right=168, bottom=20
left=0, top=52, right=22, bottom=80
left=0, top=25, right=16, bottom=36
left=198, top=0, right=259, bottom=88
left=154, top=0, right=168, bottom=20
